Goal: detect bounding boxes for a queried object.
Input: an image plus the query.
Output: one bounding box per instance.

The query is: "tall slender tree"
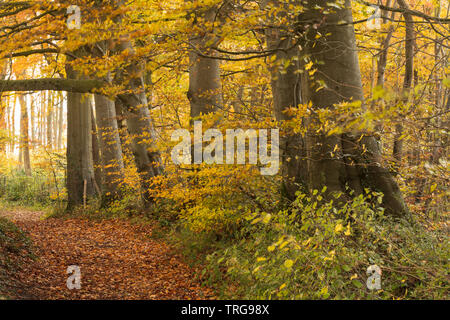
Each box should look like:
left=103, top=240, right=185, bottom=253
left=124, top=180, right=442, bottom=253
left=18, top=93, right=31, bottom=175
left=393, top=0, right=415, bottom=164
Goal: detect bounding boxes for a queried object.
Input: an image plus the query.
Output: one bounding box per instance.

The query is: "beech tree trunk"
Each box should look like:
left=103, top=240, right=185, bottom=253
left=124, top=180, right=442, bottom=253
left=0, top=61, right=7, bottom=153
left=114, top=99, right=133, bottom=163
left=30, top=95, right=35, bottom=146
left=295, top=0, right=409, bottom=217
left=94, top=93, right=125, bottom=205
left=264, top=0, right=308, bottom=199
left=113, top=39, right=162, bottom=206
left=101, top=0, right=163, bottom=206
left=187, top=5, right=223, bottom=119
left=11, top=95, right=16, bottom=152
left=18, top=94, right=31, bottom=175
left=47, top=91, right=53, bottom=149
left=65, top=53, right=97, bottom=209
left=57, top=92, right=64, bottom=150
left=90, top=104, right=103, bottom=194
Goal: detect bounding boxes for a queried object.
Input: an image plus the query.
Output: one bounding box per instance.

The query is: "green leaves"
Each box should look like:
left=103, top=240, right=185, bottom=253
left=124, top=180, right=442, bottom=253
left=352, top=279, right=363, bottom=289
left=443, top=77, right=450, bottom=88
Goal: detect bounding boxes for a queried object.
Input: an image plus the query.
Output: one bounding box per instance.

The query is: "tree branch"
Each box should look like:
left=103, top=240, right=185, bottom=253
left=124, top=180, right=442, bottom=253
left=0, top=78, right=104, bottom=93
left=1, top=48, right=59, bottom=59
left=358, top=0, right=450, bottom=23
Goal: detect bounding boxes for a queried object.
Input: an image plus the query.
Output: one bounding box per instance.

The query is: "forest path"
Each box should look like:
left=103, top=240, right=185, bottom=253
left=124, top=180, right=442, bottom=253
left=0, top=209, right=214, bottom=299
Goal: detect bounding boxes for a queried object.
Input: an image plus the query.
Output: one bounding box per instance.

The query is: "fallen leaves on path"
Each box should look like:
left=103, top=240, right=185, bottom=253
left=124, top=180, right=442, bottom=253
left=0, top=209, right=215, bottom=300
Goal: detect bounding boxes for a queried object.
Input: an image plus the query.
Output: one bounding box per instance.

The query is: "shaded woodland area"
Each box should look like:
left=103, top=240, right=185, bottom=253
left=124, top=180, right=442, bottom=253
left=0, top=0, right=448, bottom=300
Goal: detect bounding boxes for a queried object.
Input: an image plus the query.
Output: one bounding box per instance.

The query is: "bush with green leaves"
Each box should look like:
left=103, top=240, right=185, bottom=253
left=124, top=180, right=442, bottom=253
left=202, top=190, right=449, bottom=299
left=0, top=169, right=64, bottom=206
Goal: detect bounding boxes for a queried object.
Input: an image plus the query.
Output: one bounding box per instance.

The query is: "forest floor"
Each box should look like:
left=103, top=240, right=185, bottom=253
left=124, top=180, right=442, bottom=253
left=0, top=208, right=215, bottom=299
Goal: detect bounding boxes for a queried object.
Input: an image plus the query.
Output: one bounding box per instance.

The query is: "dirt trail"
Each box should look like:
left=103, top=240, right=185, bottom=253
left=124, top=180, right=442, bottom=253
left=0, top=209, right=214, bottom=299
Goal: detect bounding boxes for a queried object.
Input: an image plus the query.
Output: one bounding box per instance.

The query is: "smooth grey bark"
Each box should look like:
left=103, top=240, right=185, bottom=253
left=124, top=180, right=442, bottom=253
left=113, top=39, right=162, bottom=206
left=53, top=94, right=58, bottom=149
left=297, top=0, right=409, bottom=216
left=94, top=94, right=125, bottom=205
left=39, top=92, right=44, bottom=145
left=264, top=0, right=308, bottom=199
left=30, top=95, right=35, bottom=146
left=90, top=104, right=103, bottom=194
left=188, top=7, right=223, bottom=119
left=65, top=53, right=97, bottom=209
left=57, top=92, right=64, bottom=150
left=46, top=91, right=53, bottom=148
left=103, top=0, right=162, bottom=206
left=18, top=94, right=31, bottom=175
left=431, top=1, right=446, bottom=165
left=84, top=41, right=127, bottom=204
left=0, top=78, right=103, bottom=93
left=114, top=99, right=133, bottom=160
left=0, top=61, right=7, bottom=153
left=298, top=0, right=360, bottom=197
left=393, top=0, right=415, bottom=164
left=9, top=96, right=14, bottom=153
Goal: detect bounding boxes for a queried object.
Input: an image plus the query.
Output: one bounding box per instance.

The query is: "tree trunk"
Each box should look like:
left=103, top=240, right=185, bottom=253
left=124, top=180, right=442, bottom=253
left=264, top=0, right=308, bottom=199
left=0, top=61, right=7, bottom=153
left=114, top=99, right=133, bottom=163
left=65, top=53, right=97, bottom=209
left=39, top=91, right=44, bottom=146
left=376, top=0, right=396, bottom=87
left=393, top=0, right=414, bottom=165
left=187, top=5, right=223, bottom=119
left=296, top=0, right=409, bottom=217
left=57, top=92, right=64, bottom=150
left=94, top=93, right=125, bottom=205
left=11, top=94, right=16, bottom=152
left=102, top=0, right=162, bottom=206
left=53, top=92, right=58, bottom=149
left=113, top=39, right=162, bottom=206
left=90, top=103, right=103, bottom=194
left=30, top=95, right=35, bottom=146
left=47, top=90, right=53, bottom=149
left=19, top=94, right=31, bottom=175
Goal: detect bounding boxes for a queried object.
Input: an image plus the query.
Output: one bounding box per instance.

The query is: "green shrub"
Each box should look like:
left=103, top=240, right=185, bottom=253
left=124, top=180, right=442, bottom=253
left=0, top=169, right=64, bottom=206
left=100, top=188, right=142, bottom=217
left=200, top=190, right=449, bottom=299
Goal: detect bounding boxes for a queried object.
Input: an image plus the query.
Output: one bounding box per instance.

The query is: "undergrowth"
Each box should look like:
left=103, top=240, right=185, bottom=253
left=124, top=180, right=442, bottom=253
left=2, top=173, right=447, bottom=300
left=0, top=217, right=34, bottom=298
left=163, top=190, right=449, bottom=300
left=0, top=169, right=64, bottom=209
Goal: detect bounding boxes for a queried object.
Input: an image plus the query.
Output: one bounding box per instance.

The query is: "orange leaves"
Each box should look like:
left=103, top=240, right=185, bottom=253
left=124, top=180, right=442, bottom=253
left=0, top=210, right=214, bottom=300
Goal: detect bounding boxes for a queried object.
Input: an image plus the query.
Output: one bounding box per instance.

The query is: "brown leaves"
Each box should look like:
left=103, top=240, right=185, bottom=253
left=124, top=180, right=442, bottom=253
left=1, top=210, right=214, bottom=300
